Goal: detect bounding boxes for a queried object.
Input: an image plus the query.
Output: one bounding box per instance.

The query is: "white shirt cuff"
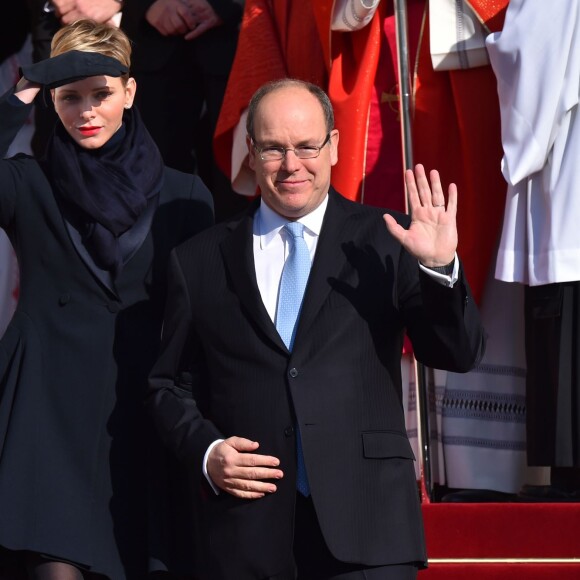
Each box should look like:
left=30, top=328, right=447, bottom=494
left=203, top=439, right=224, bottom=495
left=419, top=253, right=459, bottom=287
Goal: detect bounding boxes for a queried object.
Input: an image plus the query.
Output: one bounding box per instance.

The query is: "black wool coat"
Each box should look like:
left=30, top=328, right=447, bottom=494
left=0, top=90, right=214, bottom=579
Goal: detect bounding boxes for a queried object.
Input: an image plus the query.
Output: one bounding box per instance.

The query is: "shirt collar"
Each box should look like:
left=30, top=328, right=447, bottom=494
left=256, top=194, right=329, bottom=248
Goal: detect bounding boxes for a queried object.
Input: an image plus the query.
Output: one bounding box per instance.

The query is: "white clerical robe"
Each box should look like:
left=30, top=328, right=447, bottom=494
left=486, top=0, right=580, bottom=285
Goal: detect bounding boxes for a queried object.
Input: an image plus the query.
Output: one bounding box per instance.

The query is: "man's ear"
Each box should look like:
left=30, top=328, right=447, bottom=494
left=329, top=129, right=339, bottom=167
left=247, top=135, right=257, bottom=170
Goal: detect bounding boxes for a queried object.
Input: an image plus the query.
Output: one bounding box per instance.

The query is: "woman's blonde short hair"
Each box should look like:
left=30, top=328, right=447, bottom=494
left=51, top=19, right=132, bottom=73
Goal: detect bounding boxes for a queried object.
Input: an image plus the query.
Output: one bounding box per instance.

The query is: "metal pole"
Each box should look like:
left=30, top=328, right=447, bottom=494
left=393, top=0, right=414, bottom=178
left=393, top=0, right=433, bottom=503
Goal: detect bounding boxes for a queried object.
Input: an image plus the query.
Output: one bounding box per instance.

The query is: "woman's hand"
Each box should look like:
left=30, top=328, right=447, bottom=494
left=14, top=78, right=42, bottom=105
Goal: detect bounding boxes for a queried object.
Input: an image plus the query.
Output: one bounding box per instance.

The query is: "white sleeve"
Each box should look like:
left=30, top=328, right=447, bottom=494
left=331, top=0, right=380, bottom=32
left=203, top=439, right=224, bottom=495
left=486, top=0, right=580, bottom=185
left=419, top=254, right=459, bottom=288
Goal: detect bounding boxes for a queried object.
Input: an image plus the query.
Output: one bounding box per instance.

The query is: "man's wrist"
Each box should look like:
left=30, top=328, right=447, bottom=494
left=426, top=259, right=455, bottom=275
left=419, top=254, right=459, bottom=288
left=203, top=439, right=224, bottom=495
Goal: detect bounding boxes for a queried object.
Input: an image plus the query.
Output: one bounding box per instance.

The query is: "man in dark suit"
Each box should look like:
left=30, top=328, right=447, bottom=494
left=148, top=79, right=485, bottom=580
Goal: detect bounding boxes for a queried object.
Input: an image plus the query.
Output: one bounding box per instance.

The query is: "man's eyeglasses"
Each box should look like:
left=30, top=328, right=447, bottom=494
left=252, top=133, right=331, bottom=161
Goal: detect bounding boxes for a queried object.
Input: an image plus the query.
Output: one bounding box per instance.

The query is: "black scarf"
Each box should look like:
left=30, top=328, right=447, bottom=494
left=46, top=106, right=164, bottom=276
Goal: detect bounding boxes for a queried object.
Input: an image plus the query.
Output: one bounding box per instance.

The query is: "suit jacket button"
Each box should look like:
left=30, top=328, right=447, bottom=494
left=284, top=426, right=295, bottom=437
left=107, top=303, right=120, bottom=313
left=58, top=294, right=71, bottom=306
left=289, top=368, right=298, bottom=378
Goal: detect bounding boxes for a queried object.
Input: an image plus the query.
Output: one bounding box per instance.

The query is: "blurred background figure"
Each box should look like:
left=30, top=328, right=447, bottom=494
left=122, top=0, right=247, bottom=221
left=0, top=3, right=32, bottom=345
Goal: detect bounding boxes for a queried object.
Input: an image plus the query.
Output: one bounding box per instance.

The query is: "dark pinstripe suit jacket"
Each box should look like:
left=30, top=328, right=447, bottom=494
left=148, top=189, right=485, bottom=580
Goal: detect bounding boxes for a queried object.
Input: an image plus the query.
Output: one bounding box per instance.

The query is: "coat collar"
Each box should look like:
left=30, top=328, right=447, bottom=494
left=63, top=194, right=158, bottom=297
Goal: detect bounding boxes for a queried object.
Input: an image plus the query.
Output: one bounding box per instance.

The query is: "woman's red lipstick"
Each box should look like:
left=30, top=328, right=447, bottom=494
left=78, top=126, right=100, bottom=136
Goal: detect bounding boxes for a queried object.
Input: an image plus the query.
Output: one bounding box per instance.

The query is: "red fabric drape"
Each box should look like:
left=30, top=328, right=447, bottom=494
left=213, top=0, right=327, bottom=180
left=466, top=0, right=508, bottom=32
left=319, top=4, right=383, bottom=202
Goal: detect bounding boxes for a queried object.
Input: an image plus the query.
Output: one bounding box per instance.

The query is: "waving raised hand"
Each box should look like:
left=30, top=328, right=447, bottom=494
left=383, top=164, right=458, bottom=268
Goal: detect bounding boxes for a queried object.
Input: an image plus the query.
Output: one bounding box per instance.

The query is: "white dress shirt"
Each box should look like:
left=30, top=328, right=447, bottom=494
left=253, top=196, right=328, bottom=323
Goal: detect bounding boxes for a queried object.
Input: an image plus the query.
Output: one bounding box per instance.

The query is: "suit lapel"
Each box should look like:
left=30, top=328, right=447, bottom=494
left=221, top=192, right=356, bottom=353
left=221, top=204, right=288, bottom=352
left=293, top=190, right=352, bottom=347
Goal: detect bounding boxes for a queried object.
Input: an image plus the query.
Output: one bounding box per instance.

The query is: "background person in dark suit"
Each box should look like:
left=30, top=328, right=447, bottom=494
left=121, top=0, right=247, bottom=221
left=0, top=19, right=213, bottom=580
left=148, top=78, right=485, bottom=580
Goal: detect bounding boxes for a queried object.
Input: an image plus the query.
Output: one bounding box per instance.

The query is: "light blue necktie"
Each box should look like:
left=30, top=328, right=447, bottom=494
left=276, top=222, right=311, bottom=496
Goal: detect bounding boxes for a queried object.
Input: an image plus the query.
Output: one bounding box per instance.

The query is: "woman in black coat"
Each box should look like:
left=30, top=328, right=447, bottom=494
left=0, top=20, right=213, bottom=580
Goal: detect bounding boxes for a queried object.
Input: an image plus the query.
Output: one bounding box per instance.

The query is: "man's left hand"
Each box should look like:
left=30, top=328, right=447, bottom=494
left=183, top=0, right=223, bottom=40
left=383, top=164, right=457, bottom=267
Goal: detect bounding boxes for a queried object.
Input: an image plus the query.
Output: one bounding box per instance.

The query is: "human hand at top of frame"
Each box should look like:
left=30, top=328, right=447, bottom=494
left=383, top=164, right=458, bottom=268
left=182, top=0, right=223, bottom=41
left=207, top=436, right=284, bottom=499
left=52, top=0, right=120, bottom=26
left=146, top=0, right=199, bottom=37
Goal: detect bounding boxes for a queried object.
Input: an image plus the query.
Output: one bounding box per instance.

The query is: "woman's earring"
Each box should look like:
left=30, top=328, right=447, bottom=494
left=124, top=104, right=131, bottom=109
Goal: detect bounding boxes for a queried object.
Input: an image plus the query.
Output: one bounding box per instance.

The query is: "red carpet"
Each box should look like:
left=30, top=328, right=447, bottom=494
left=420, top=503, right=580, bottom=578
